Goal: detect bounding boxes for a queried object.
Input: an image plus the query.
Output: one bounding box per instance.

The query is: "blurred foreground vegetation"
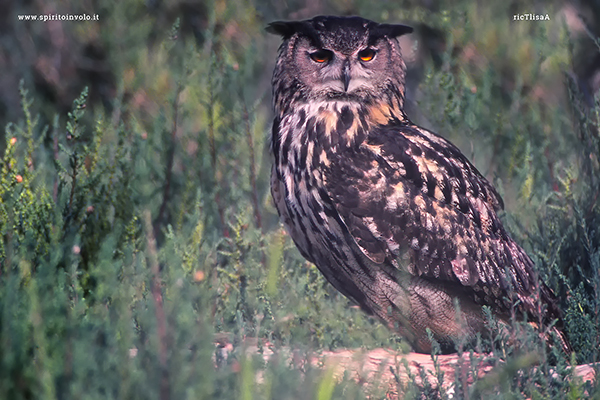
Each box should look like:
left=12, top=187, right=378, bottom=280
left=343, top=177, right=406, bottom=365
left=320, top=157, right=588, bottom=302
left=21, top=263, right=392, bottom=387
left=1, top=0, right=600, bottom=398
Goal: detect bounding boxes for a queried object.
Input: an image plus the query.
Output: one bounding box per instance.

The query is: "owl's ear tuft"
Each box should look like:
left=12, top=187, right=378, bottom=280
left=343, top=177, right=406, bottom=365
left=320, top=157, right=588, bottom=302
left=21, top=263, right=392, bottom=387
left=373, top=23, right=413, bottom=38
left=266, top=21, right=305, bottom=38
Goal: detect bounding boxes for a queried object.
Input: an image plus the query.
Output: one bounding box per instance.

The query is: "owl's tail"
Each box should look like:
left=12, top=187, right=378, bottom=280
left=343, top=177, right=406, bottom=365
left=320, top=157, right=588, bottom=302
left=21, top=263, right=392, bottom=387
left=539, top=283, right=573, bottom=355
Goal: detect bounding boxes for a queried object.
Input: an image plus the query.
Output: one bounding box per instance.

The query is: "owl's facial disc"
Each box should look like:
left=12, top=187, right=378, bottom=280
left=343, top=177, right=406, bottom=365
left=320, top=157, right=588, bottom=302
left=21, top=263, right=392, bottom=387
left=307, top=45, right=379, bottom=98
left=269, top=16, right=413, bottom=114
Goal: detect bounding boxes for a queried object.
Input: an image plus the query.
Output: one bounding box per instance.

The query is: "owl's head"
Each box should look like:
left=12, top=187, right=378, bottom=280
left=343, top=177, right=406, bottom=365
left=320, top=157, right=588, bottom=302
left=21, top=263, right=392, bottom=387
left=268, top=16, right=413, bottom=115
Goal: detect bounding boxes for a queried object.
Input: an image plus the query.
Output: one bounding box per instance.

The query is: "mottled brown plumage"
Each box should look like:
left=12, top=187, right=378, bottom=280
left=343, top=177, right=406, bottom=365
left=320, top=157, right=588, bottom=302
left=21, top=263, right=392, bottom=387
left=268, top=15, right=570, bottom=353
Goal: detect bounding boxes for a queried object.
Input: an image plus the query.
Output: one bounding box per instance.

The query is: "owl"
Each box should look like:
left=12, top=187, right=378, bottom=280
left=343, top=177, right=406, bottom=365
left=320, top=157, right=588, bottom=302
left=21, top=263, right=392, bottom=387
left=267, top=15, right=570, bottom=354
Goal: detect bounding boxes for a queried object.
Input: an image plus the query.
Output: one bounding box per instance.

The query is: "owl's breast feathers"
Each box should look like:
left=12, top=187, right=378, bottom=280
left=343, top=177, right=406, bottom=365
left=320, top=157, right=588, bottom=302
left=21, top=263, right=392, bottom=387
left=272, top=100, right=568, bottom=352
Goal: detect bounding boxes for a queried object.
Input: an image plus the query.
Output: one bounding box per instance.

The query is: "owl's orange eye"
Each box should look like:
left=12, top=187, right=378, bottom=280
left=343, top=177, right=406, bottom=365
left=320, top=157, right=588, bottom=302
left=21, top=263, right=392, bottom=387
left=309, top=50, right=332, bottom=63
left=358, top=48, right=376, bottom=62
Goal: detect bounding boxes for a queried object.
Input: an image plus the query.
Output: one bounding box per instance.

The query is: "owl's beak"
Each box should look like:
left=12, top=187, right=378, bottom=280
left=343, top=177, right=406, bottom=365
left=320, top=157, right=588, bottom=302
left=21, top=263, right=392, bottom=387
left=342, top=61, right=351, bottom=92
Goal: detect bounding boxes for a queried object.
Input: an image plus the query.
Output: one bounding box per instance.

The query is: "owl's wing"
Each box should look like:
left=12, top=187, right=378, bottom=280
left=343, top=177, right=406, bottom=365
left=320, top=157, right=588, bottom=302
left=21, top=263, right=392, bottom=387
left=324, top=122, right=539, bottom=312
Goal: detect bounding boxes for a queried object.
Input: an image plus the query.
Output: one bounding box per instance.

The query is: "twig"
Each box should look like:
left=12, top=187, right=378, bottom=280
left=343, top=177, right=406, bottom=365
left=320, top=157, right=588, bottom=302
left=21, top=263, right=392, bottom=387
left=544, top=146, right=559, bottom=192
left=243, top=102, right=262, bottom=230
left=52, top=119, right=59, bottom=202
left=207, top=59, right=229, bottom=237
left=587, top=189, right=599, bottom=218
left=207, top=69, right=217, bottom=172
left=68, top=153, right=78, bottom=214
left=154, top=81, right=182, bottom=241
left=144, top=210, right=169, bottom=400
